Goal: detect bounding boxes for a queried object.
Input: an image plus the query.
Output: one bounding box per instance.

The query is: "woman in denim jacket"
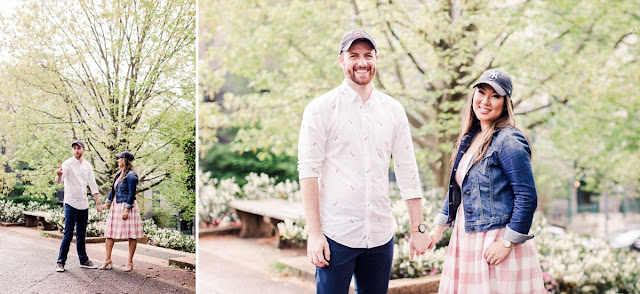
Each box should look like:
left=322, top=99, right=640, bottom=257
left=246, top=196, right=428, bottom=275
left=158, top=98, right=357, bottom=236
left=429, top=69, right=545, bottom=293
left=99, top=151, right=143, bottom=272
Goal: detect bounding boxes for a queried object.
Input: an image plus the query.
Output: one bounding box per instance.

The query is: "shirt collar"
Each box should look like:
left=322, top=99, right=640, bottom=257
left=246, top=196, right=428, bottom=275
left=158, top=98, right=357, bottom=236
left=71, top=157, right=83, bottom=165
left=340, top=80, right=378, bottom=104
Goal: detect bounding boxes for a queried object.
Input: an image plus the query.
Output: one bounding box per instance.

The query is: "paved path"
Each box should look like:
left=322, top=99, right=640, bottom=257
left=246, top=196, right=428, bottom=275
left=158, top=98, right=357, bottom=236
left=198, top=235, right=315, bottom=294
left=0, top=226, right=195, bottom=294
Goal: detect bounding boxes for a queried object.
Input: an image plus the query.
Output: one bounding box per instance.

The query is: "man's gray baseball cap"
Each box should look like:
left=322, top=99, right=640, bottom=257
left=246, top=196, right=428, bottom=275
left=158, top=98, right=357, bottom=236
left=71, top=140, right=85, bottom=148
left=338, top=29, right=377, bottom=55
left=472, top=69, right=513, bottom=97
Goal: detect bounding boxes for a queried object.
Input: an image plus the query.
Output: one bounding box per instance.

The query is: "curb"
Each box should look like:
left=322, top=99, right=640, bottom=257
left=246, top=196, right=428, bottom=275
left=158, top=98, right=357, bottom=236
left=42, top=230, right=148, bottom=244
left=0, top=222, right=26, bottom=227
left=170, top=256, right=196, bottom=270
left=198, top=225, right=241, bottom=237
left=43, top=229, right=196, bottom=270
left=279, top=256, right=440, bottom=294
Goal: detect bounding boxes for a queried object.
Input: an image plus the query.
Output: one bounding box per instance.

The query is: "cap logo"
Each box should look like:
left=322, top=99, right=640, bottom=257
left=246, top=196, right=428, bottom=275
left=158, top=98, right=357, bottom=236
left=489, top=71, right=500, bottom=80
left=354, top=30, right=362, bottom=38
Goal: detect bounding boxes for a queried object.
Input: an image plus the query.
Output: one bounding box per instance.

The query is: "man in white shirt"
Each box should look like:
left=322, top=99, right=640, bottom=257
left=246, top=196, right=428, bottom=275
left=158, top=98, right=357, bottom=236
left=55, top=140, right=104, bottom=272
left=298, top=29, right=431, bottom=294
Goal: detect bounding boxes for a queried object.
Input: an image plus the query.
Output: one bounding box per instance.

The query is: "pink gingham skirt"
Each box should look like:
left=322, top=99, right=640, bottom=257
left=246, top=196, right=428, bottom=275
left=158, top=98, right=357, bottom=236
left=104, top=201, right=143, bottom=239
left=439, top=206, right=545, bottom=294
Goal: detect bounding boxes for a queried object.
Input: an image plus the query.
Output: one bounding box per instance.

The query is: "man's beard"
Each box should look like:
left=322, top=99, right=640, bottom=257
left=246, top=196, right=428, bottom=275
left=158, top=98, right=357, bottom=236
left=348, top=66, right=375, bottom=85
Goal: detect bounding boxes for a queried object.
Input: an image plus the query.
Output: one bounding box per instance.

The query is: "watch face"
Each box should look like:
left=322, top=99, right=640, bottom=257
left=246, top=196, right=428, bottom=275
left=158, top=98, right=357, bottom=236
left=503, top=240, right=512, bottom=248
left=418, top=224, right=426, bottom=233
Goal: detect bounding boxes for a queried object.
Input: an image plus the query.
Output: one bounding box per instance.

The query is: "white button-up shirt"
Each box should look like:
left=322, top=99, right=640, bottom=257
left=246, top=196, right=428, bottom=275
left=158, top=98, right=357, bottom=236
left=298, top=81, right=423, bottom=248
left=61, top=157, right=99, bottom=210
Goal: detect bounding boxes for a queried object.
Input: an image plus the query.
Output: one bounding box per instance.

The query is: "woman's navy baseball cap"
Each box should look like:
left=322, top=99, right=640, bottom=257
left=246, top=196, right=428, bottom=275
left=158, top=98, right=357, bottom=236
left=472, top=69, right=513, bottom=97
left=115, top=151, right=134, bottom=161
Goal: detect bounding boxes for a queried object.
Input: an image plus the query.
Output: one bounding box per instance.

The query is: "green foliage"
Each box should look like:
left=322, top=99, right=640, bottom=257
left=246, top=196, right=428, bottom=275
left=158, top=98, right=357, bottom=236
left=200, top=142, right=297, bottom=186
left=0, top=0, right=195, bottom=207
left=159, top=125, right=196, bottom=226
left=201, top=0, right=640, bottom=196
left=0, top=155, right=17, bottom=197
left=151, top=207, right=177, bottom=229
left=8, top=194, right=58, bottom=206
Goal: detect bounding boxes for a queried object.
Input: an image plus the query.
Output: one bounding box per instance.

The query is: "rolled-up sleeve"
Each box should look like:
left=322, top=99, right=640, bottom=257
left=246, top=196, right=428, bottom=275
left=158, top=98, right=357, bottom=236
left=391, top=106, right=423, bottom=200
left=87, top=167, right=99, bottom=196
left=125, top=173, right=138, bottom=209
left=500, top=131, right=537, bottom=243
left=297, top=102, right=327, bottom=180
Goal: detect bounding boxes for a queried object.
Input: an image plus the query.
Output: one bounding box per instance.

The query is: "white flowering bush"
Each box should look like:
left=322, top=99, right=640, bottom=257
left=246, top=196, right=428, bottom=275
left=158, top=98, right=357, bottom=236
left=210, top=176, right=640, bottom=291
left=46, top=206, right=107, bottom=237
left=532, top=214, right=640, bottom=293
left=198, top=171, right=301, bottom=227
left=0, top=199, right=27, bottom=222
left=143, top=219, right=195, bottom=253
left=46, top=206, right=194, bottom=253
left=276, top=218, right=308, bottom=247
left=0, top=200, right=55, bottom=223
left=392, top=238, right=448, bottom=279
left=198, top=171, right=241, bottom=226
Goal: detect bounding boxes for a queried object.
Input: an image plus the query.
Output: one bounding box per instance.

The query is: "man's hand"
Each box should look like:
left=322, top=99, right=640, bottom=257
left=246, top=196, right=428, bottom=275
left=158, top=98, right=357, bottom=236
left=96, top=204, right=104, bottom=213
left=122, top=208, right=129, bottom=220
left=307, top=232, right=330, bottom=268
left=56, top=163, right=63, bottom=176
left=409, top=232, right=431, bottom=260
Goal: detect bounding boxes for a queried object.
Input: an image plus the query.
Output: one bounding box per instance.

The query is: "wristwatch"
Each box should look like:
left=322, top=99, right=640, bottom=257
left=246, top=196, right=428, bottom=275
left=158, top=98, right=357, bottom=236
left=411, top=224, right=427, bottom=233
left=503, top=239, right=514, bottom=248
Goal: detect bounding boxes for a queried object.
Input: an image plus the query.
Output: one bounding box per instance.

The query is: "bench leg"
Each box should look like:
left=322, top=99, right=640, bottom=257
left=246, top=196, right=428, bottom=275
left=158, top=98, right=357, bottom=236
left=267, top=218, right=284, bottom=248
left=236, top=211, right=274, bottom=238
left=25, top=216, right=37, bottom=227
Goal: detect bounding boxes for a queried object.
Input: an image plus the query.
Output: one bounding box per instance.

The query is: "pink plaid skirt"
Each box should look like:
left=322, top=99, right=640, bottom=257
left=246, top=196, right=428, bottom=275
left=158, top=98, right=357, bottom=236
left=439, top=207, right=545, bottom=294
left=104, top=201, right=143, bottom=239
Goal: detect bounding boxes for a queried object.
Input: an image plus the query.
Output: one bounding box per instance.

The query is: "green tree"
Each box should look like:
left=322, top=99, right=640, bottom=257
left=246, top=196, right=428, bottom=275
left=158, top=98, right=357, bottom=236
left=0, top=0, right=195, bottom=202
left=201, top=0, right=639, bottom=192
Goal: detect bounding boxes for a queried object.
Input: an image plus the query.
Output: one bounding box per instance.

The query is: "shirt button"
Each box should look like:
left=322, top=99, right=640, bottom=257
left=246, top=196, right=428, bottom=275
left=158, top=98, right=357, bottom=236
left=467, top=210, right=472, bottom=213
left=470, top=226, right=475, bottom=230
left=465, top=191, right=470, bottom=195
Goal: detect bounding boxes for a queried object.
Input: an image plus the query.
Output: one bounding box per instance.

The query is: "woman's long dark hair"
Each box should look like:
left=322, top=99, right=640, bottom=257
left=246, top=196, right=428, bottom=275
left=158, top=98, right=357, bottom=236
left=116, top=157, right=136, bottom=185
left=450, top=87, right=529, bottom=166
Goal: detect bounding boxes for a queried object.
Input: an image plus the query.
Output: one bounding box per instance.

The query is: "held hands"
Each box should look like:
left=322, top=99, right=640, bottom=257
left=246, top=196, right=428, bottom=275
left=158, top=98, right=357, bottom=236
left=96, top=204, right=104, bottom=212
left=484, top=241, right=513, bottom=265
left=409, top=231, right=431, bottom=260
left=427, top=229, right=443, bottom=251
left=307, top=232, right=330, bottom=267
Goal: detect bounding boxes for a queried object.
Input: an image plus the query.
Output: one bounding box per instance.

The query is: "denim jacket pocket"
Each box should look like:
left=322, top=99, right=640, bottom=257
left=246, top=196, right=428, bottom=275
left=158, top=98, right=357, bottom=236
left=479, top=147, right=499, bottom=176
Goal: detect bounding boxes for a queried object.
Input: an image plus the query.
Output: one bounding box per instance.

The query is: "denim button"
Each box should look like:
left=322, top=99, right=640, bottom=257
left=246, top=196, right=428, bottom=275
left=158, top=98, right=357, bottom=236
left=465, top=191, right=470, bottom=195
left=467, top=210, right=471, bottom=213
left=470, top=226, right=475, bottom=230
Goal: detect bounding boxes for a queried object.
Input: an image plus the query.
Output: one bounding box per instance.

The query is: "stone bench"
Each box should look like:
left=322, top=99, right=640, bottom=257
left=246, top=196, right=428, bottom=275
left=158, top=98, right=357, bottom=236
left=229, top=199, right=304, bottom=248
left=22, top=211, right=56, bottom=230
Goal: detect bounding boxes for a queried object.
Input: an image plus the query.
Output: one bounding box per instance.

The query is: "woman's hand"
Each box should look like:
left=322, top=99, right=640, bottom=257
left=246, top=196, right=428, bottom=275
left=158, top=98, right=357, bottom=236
left=483, top=241, right=513, bottom=265
left=427, top=230, right=443, bottom=250
left=122, top=208, right=129, bottom=220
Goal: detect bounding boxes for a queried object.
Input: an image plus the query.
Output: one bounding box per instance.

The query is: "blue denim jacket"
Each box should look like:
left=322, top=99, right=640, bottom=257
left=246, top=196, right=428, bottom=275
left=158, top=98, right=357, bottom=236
left=105, top=170, right=138, bottom=209
left=434, top=126, right=537, bottom=244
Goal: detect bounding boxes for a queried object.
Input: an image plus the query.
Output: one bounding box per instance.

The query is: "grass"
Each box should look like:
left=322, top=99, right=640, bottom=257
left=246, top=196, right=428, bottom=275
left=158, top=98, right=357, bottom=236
left=269, top=261, right=301, bottom=277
